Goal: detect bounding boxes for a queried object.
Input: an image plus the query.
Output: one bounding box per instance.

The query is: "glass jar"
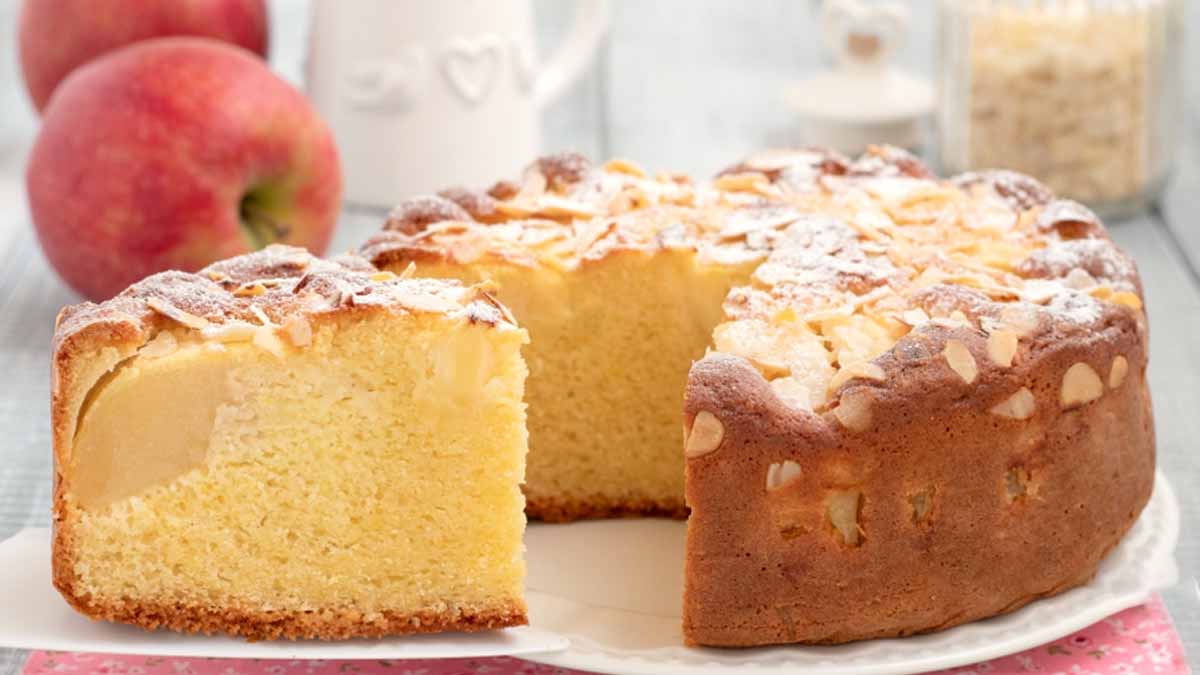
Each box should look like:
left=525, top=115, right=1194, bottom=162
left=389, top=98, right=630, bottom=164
left=937, top=0, right=1184, bottom=219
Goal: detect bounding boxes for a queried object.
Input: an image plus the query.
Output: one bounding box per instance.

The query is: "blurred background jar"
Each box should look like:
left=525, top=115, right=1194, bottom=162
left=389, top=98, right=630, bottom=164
left=937, top=0, right=1185, bottom=220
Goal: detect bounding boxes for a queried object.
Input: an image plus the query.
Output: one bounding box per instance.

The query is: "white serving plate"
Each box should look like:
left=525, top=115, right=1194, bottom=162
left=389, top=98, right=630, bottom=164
left=0, top=528, right=567, bottom=660
left=0, top=472, right=1177, bottom=673
left=521, top=471, right=1180, bottom=675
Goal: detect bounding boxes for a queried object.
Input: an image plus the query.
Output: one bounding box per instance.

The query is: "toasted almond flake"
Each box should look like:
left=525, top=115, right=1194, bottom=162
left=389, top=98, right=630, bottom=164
left=828, top=361, right=886, bottom=392
left=1061, top=362, right=1104, bottom=408
left=399, top=262, right=418, bottom=279
left=899, top=308, right=930, bottom=327
left=714, top=172, right=773, bottom=195
left=770, top=377, right=813, bottom=411
left=1064, top=267, right=1096, bottom=290
left=537, top=195, right=599, bottom=220
left=990, top=388, right=1035, bottom=420
left=232, top=283, right=267, bottom=297
left=1109, top=291, right=1143, bottom=310
left=999, top=305, right=1041, bottom=336
left=146, top=298, right=211, bottom=330
left=685, top=411, right=725, bottom=458
left=986, top=329, right=1019, bottom=367
left=515, top=170, right=547, bottom=201
left=603, top=158, right=647, bottom=177
left=766, top=460, right=802, bottom=491
left=942, top=340, right=978, bottom=383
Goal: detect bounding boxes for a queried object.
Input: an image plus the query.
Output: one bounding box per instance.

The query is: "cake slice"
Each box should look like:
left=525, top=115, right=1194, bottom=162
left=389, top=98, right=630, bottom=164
left=51, top=245, right=530, bottom=639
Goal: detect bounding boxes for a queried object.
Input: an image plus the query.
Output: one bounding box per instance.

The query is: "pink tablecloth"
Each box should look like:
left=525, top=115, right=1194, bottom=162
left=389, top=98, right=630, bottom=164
left=23, top=595, right=1190, bottom=675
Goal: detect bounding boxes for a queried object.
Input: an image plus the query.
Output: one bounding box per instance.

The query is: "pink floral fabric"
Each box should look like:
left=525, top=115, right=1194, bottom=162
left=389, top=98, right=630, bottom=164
left=23, top=595, right=1190, bottom=675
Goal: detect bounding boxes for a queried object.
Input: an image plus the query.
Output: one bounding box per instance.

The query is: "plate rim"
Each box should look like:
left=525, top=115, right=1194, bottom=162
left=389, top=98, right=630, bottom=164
left=0, top=528, right=570, bottom=660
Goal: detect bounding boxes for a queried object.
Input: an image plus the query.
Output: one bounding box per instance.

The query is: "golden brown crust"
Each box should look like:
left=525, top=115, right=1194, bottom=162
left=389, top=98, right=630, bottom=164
left=54, top=245, right=516, bottom=358
left=526, top=494, right=688, bottom=523
left=54, top=569, right=525, bottom=640
left=682, top=292, right=1153, bottom=645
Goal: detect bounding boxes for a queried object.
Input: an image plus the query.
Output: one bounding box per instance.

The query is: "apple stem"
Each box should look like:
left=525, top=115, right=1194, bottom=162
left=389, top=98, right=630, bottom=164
left=240, top=194, right=291, bottom=249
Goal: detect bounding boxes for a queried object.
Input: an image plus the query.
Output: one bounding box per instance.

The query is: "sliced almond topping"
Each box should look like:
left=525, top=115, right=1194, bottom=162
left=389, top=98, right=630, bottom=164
left=998, top=305, right=1040, bottom=336
left=828, top=361, right=886, bottom=392
left=899, top=308, right=930, bottom=327
left=1064, top=267, right=1096, bottom=290
left=766, top=460, right=802, bottom=491
left=1109, top=355, right=1129, bottom=389
left=232, top=282, right=267, bottom=298
left=146, top=298, right=211, bottom=330
left=986, top=329, right=1018, bottom=367
left=603, top=158, right=647, bottom=177
left=1109, top=291, right=1143, bottom=311
left=942, top=340, right=978, bottom=384
left=1061, top=362, right=1104, bottom=408
left=833, top=390, right=872, bottom=432
left=685, top=411, right=725, bottom=458
left=514, top=170, right=548, bottom=201
left=770, top=377, right=813, bottom=411
left=714, top=172, right=773, bottom=195
left=990, top=388, right=1035, bottom=420
left=399, top=262, right=418, bottom=279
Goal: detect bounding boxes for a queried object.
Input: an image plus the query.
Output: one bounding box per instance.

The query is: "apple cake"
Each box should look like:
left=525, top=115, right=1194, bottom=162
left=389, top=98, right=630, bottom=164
left=50, top=245, right=530, bottom=639
left=361, top=147, right=1154, bottom=645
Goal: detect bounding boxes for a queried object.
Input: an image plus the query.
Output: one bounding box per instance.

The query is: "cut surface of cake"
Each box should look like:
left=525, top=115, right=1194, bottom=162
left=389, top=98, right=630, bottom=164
left=361, top=147, right=1154, bottom=646
left=361, top=156, right=805, bottom=519
left=51, top=245, right=529, bottom=639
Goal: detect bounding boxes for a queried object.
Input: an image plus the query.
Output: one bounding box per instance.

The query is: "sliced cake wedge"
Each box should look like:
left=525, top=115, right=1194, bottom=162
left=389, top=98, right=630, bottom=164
left=51, top=245, right=529, bottom=639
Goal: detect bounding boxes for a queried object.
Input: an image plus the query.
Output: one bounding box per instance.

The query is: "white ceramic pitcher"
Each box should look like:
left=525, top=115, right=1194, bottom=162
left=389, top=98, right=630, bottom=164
left=306, top=0, right=609, bottom=208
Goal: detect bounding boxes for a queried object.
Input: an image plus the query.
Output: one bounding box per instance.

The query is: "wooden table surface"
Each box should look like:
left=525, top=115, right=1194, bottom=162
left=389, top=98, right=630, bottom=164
left=0, top=3, right=1197, bottom=673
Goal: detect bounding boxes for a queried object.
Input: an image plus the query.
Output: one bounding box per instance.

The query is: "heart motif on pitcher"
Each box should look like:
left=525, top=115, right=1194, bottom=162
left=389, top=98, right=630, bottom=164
left=441, top=35, right=504, bottom=106
left=343, top=47, right=427, bottom=114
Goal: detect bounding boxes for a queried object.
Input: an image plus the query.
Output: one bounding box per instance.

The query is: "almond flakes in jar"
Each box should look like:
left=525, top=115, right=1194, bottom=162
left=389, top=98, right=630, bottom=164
left=937, top=0, right=1184, bottom=219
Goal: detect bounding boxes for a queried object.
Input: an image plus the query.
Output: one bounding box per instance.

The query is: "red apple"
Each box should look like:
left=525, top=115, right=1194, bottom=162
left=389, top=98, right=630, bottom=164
left=19, top=0, right=268, bottom=112
left=27, top=38, right=342, bottom=301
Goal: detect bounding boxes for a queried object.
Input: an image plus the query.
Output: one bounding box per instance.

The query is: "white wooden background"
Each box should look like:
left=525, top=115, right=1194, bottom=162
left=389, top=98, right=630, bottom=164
left=0, top=1, right=1198, bottom=672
